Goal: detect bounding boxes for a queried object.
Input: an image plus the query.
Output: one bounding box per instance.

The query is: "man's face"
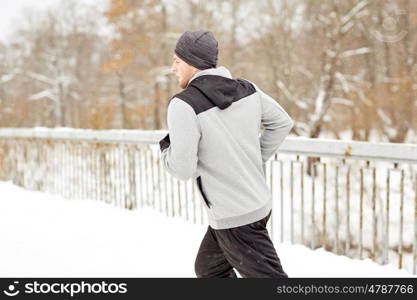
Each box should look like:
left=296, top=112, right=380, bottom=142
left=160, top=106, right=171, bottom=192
left=171, top=54, right=200, bottom=89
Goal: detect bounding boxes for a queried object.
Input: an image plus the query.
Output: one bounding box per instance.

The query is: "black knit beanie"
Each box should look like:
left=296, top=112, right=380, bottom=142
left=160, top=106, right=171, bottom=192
left=174, top=30, right=218, bottom=70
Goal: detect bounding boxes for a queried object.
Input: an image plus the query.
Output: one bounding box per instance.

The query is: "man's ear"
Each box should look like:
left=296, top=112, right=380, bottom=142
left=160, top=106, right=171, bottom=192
left=191, top=66, right=202, bottom=75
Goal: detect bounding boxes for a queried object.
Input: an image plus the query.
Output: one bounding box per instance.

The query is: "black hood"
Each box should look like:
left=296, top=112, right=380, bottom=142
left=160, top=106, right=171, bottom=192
left=189, top=75, right=255, bottom=110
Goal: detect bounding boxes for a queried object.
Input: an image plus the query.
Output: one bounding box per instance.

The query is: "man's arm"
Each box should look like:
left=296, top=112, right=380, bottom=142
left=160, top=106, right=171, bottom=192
left=159, top=97, right=200, bottom=181
left=253, top=83, right=294, bottom=163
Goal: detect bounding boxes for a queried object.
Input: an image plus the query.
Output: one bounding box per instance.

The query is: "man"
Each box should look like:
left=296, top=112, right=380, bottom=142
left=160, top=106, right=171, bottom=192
left=159, top=30, right=294, bottom=278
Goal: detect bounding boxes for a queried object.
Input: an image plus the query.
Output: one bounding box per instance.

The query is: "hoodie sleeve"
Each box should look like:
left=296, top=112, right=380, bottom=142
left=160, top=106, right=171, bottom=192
left=253, top=83, right=294, bottom=163
left=159, top=97, right=201, bottom=181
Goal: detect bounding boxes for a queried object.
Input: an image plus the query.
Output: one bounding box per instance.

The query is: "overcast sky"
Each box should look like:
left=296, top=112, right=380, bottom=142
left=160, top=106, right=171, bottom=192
left=0, top=0, right=108, bottom=43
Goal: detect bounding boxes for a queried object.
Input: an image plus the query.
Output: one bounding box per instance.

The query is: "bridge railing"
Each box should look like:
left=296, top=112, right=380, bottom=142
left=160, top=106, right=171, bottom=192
left=0, top=127, right=416, bottom=274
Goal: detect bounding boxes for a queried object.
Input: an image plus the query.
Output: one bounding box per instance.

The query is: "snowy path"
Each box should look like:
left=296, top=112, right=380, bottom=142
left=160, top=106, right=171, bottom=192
left=0, top=181, right=413, bottom=277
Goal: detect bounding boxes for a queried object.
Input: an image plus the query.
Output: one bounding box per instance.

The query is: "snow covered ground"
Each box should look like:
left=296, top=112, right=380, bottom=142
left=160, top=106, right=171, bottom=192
left=0, top=181, right=414, bottom=278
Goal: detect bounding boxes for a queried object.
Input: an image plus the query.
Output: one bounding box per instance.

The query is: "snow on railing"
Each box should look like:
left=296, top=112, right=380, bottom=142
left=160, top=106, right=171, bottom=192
left=0, top=127, right=416, bottom=275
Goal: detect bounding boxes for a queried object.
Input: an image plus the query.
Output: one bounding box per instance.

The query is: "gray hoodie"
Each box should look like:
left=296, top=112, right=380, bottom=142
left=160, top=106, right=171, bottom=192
left=159, top=66, right=294, bottom=229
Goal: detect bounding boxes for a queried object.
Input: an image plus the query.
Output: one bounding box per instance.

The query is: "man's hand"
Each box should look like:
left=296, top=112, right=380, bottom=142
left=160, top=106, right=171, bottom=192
left=159, top=134, right=170, bottom=151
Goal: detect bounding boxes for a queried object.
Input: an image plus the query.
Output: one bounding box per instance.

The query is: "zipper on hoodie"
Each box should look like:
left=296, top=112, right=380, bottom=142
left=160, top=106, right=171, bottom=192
left=196, top=176, right=212, bottom=208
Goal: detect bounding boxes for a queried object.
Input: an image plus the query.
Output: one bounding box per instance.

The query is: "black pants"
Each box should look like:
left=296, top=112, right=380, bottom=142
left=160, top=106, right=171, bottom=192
left=194, top=210, right=288, bottom=278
